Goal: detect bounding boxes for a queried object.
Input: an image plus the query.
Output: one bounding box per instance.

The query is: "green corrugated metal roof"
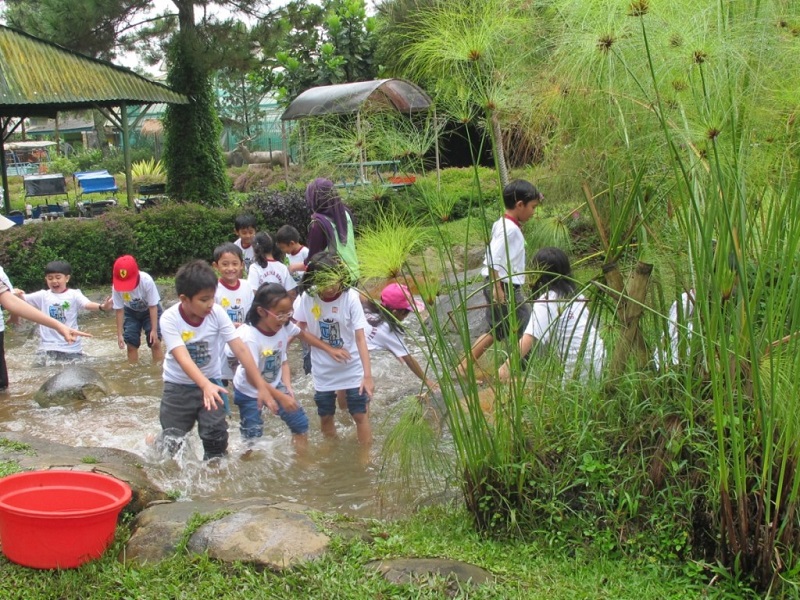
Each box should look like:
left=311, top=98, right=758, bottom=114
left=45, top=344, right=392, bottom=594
left=0, top=25, right=187, bottom=116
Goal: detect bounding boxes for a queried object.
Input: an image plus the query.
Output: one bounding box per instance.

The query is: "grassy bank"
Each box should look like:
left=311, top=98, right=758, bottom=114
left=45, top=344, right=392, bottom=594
left=0, top=504, right=734, bottom=599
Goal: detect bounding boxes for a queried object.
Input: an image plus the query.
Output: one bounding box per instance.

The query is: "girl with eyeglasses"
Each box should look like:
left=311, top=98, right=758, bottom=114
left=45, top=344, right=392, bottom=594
left=230, top=282, right=349, bottom=449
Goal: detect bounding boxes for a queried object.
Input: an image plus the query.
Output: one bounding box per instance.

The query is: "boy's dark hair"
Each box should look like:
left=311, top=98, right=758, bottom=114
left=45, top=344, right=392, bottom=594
left=530, top=247, right=577, bottom=298
left=275, top=224, right=301, bottom=246
left=213, top=242, right=244, bottom=264
left=175, top=260, right=218, bottom=298
left=45, top=260, right=72, bottom=276
left=301, top=250, right=348, bottom=294
left=363, top=298, right=405, bottom=333
left=246, top=282, right=289, bottom=326
left=234, top=214, right=258, bottom=231
left=502, top=179, right=542, bottom=210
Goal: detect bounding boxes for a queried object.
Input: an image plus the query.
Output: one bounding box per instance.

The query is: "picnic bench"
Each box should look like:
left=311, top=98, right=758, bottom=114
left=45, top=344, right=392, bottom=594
left=74, top=170, right=118, bottom=217
left=335, top=161, right=415, bottom=191
left=23, top=173, right=68, bottom=220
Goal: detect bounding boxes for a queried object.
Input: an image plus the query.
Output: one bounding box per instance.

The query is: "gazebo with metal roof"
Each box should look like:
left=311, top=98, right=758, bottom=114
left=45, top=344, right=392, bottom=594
left=280, top=79, right=440, bottom=186
left=0, top=25, right=188, bottom=212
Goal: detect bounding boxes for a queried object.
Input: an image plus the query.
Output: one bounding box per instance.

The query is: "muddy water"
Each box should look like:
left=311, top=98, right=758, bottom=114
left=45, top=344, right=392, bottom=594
left=0, top=309, right=444, bottom=518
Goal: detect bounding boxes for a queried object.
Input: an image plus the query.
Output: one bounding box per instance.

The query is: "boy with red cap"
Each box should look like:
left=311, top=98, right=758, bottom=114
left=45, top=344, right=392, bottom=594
left=112, top=255, right=163, bottom=364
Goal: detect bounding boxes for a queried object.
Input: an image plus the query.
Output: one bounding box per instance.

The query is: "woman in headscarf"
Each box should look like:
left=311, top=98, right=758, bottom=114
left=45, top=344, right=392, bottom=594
left=305, top=178, right=360, bottom=282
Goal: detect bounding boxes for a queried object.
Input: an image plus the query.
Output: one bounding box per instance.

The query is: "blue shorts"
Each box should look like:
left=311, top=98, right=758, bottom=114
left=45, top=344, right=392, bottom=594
left=314, top=387, right=369, bottom=417
left=123, top=305, right=163, bottom=348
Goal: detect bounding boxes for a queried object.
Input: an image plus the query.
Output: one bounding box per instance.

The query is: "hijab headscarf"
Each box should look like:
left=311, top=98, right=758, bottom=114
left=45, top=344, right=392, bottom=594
left=305, top=178, right=351, bottom=245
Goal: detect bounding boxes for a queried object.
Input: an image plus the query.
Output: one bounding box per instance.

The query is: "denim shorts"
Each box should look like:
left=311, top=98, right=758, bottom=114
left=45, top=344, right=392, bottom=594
left=123, top=305, right=163, bottom=348
left=314, top=387, right=369, bottom=417
left=234, top=383, right=309, bottom=437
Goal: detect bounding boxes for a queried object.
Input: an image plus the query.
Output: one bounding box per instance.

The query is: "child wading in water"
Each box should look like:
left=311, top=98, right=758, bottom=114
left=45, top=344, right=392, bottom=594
left=498, top=247, right=605, bottom=383
left=231, top=283, right=350, bottom=449
left=364, top=283, right=437, bottom=392
left=293, top=251, right=374, bottom=444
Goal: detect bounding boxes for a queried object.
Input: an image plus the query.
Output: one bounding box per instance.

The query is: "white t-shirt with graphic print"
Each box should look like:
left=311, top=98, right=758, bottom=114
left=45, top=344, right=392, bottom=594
left=111, top=271, right=160, bottom=312
left=24, top=288, right=92, bottom=353
left=231, top=321, right=300, bottom=397
left=247, top=260, right=297, bottom=293
left=481, top=216, right=526, bottom=286
left=214, top=279, right=254, bottom=327
left=294, top=289, right=367, bottom=392
left=160, top=303, right=237, bottom=385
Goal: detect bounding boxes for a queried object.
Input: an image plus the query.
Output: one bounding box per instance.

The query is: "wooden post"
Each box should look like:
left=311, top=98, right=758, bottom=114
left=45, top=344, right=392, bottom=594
left=121, top=102, right=134, bottom=208
left=609, top=261, right=653, bottom=377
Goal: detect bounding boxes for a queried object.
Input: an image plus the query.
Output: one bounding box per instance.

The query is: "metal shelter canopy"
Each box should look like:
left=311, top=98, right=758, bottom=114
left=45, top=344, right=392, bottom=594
left=279, top=79, right=438, bottom=187
left=0, top=25, right=188, bottom=212
left=280, top=79, right=432, bottom=121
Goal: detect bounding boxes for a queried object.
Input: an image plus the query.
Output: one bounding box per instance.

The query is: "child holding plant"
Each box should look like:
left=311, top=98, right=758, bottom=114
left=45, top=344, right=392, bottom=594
left=293, top=251, right=374, bottom=444
left=457, top=179, right=543, bottom=379
left=498, top=247, right=605, bottom=383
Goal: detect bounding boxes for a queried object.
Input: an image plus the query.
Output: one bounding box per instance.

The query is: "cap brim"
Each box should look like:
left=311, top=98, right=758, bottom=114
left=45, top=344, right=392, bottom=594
left=113, top=278, right=138, bottom=292
left=0, top=214, right=16, bottom=231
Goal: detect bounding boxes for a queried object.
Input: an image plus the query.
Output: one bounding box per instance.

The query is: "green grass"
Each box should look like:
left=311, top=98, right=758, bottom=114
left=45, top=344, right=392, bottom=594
left=0, top=505, right=731, bottom=599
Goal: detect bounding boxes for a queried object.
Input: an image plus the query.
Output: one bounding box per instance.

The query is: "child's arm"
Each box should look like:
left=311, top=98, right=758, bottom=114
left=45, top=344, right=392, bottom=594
left=400, top=354, right=437, bottom=390
left=148, top=305, right=160, bottom=346
left=278, top=360, right=299, bottom=412
left=488, top=268, right=507, bottom=304
left=296, top=329, right=351, bottom=362
left=498, top=333, right=535, bottom=381
left=354, top=328, right=374, bottom=398
left=227, top=337, right=291, bottom=415
left=0, top=290, right=91, bottom=344
left=115, top=308, right=125, bottom=349
left=169, top=345, right=229, bottom=410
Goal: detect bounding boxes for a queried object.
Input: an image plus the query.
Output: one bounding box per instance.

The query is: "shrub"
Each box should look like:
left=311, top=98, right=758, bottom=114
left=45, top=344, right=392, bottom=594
left=241, top=189, right=311, bottom=240
left=47, top=155, right=79, bottom=178
left=0, top=204, right=239, bottom=290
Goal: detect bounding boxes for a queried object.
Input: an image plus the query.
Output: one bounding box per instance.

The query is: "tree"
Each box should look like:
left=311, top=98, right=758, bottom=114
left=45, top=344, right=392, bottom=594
left=254, top=0, right=378, bottom=106
left=162, top=0, right=229, bottom=204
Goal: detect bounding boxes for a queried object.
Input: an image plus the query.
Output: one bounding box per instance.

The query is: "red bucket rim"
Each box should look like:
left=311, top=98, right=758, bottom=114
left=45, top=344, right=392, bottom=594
left=0, top=470, right=132, bottom=518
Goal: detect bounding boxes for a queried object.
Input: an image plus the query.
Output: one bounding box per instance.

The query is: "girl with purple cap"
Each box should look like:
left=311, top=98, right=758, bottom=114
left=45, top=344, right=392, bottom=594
left=363, top=283, right=437, bottom=392
left=305, top=178, right=360, bottom=282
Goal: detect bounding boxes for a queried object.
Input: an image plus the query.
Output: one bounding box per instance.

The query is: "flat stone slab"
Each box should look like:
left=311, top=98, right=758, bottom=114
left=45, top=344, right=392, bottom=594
left=188, top=504, right=330, bottom=570
left=126, top=499, right=330, bottom=569
left=366, top=558, right=493, bottom=588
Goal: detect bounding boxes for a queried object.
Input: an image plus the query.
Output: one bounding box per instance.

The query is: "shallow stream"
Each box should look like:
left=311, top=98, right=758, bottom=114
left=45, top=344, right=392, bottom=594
left=0, top=305, right=445, bottom=518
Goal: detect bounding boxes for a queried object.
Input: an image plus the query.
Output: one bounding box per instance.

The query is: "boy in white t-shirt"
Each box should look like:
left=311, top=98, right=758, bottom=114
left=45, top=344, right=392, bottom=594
left=457, top=180, right=543, bottom=379
left=233, top=214, right=257, bottom=275
left=159, top=260, right=291, bottom=460
left=275, top=224, right=309, bottom=283
left=111, top=255, right=163, bottom=364
left=212, top=242, right=254, bottom=383
left=22, top=260, right=112, bottom=362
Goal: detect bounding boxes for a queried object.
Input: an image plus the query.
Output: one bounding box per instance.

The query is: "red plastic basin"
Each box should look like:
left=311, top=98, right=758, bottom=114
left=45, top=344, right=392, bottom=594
left=0, top=470, right=132, bottom=569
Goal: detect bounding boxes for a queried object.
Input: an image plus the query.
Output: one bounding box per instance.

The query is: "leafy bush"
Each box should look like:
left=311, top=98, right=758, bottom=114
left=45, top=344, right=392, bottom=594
left=0, top=204, right=239, bottom=290
left=74, top=149, right=104, bottom=172
left=47, top=155, right=79, bottom=178
left=241, top=189, right=311, bottom=239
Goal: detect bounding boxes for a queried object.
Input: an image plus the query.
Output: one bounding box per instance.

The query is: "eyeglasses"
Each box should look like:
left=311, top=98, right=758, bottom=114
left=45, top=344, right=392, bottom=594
left=266, top=309, right=294, bottom=321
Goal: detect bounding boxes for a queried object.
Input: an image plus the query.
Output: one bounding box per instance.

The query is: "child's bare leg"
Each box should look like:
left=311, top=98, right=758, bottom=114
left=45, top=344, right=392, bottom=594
left=126, top=344, right=139, bottom=364
left=292, top=432, right=308, bottom=452
left=150, top=340, right=164, bottom=362
left=336, top=389, right=347, bottom=410
left=320, top=415, right=337, bottom=438
left=456, top=333, right=493, bottom=375
left=352, top=412, right=372, bottom=445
